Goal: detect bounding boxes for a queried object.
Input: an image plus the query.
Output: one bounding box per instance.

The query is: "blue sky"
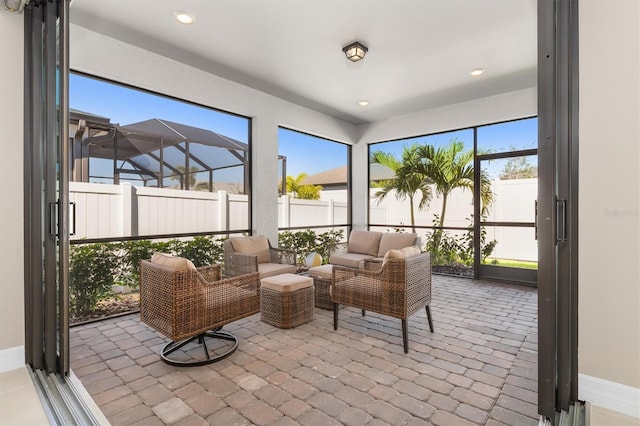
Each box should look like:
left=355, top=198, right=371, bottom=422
left=370, top=118, right=538, bottom=179
left=70, top=74, right=249, bottom=143
left=278, top=129, right=348, bottom=177
left=370, top=118, right=537, bottom=156
left=70, top=73, right=537, bottom=183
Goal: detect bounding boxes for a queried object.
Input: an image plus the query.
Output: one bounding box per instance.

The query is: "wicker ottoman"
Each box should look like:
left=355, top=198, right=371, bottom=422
left=260, top=274, right=314, bottom=328
left=308, top=264, right=334, bottom=310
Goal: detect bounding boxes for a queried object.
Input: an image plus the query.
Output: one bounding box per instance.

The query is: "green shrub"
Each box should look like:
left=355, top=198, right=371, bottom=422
left=169, top=236, right=225, bottom=267
left=278, top=229, right=344, bottom=266
left=423, top=214, right=497, bottom=267
left=69, top=236, right=227, bottom=315
left=69, top=243, right=121, bottom=316
left=117, top=239, right=170, bottom=288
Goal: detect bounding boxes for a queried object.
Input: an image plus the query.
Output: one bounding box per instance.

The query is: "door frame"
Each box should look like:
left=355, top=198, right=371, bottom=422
left=537, top=0, right=579, bottom=419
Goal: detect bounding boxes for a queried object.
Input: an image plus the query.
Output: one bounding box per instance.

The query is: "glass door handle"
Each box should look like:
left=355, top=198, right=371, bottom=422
left=534, top=200, right=538, bottom=240
left=556, top=198, right=567, bottom=242
left=70, top=201, right=76, bottom=236
left=49, top=202, right=58, bottom=237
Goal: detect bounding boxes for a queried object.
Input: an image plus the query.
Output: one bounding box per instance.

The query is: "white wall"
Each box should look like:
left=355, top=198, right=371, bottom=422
left=70, top=25, right=358, bottom=245
left=578, top=0, right=640, bottom=418
left=0, top=12, right=25, bottom=359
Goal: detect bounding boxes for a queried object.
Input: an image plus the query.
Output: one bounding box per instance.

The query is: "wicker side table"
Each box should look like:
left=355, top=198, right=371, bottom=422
left=307, top=264, right=338, bottom=310
left=260, top=274, right=314, bottom=328
left=312, top=276, right=333, bottom=310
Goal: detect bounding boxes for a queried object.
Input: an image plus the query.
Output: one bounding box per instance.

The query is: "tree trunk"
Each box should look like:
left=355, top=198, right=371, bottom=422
left=409, top=194, right=416, bottom=233
left=434, top=193, right=449, bottom=249
left=440, top=194, right=449, bottom=227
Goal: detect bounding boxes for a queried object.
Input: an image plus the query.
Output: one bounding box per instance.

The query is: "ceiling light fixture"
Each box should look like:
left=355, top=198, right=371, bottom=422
left=358, top=100, right=369, bottom=106
left=469, top=67, right=486, bottom=76
left=342, top=41, right=368, bottom=62
left=3, top=0, right=29, bottom=13
left=174, top=11, right=195, bottom=25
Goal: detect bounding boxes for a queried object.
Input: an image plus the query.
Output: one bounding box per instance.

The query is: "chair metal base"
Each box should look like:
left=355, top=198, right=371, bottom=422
left=160, top=327, right=238, bottom=366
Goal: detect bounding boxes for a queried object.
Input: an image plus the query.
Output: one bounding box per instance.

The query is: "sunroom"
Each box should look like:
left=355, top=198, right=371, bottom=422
left=1, top=1, right=639, bottom=426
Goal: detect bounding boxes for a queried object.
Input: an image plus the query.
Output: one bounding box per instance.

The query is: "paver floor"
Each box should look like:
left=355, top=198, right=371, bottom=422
left=70, top=275, right=538, bottom=425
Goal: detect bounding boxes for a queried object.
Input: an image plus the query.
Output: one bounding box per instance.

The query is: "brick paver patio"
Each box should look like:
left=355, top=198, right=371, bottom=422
left=70, top=275, right=538, bottom=425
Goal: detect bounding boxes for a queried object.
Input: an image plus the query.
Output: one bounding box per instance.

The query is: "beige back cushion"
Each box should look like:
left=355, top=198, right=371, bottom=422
left=151, top=252, right=196, bottom=270
left=347, top=230, right=383, bottom=256
left=382, top=245, right=421, bottom=263
left=377, top=232, right=418, bottom=257
left=230, top=235, right=271, bottom=264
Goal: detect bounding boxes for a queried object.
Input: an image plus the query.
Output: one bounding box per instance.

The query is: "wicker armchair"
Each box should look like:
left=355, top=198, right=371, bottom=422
left=140, top=254, right=260, bottom=366
left=331, top=251, right=434, bottom=353
left=223, top=236, right=296, bottom=278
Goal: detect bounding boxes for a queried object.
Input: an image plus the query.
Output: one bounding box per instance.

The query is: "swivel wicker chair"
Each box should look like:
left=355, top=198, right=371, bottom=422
left=140, top=253, right=260, bottom=366
left=331, top=249, right=434, bottom=353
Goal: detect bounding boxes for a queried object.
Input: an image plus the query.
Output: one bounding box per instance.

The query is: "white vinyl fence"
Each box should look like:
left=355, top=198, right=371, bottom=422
left=70, top=183, right=249, bottom=239
left=70, top=179, right=536, bottom=261
left=69, top=182, right=347, bottom=240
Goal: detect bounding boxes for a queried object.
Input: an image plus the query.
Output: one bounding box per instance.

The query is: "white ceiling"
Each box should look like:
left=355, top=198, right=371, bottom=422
left=69, top=0, right=537, bottom=125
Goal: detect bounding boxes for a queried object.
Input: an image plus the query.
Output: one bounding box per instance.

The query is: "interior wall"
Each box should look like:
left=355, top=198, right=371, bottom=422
left=351, top=88, right=537, bottom=229
left=69, top=25, right=358, bottom=243
left=578, top=0, right=640, bottom=391
left=0, top=12, right=25, bottom=354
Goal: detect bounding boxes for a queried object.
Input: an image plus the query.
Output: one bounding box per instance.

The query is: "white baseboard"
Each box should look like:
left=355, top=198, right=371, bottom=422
left=0, top=345, right=25, bottom=374
left=579, top=373, right=640, bottom=419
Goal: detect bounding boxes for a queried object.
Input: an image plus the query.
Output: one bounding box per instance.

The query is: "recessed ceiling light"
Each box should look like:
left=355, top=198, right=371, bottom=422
left=358, top=100, right=369, bottom=106
left=174, top=11, right=195, bottom=25
left=469, top=67, right=486, bottom=76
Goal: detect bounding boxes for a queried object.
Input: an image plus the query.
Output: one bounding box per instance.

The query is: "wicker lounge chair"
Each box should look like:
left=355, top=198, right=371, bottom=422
left=223, top=235, right=296, bottom=278
left=331, top=249, right=434, bottom=353
left=140, top=253, right=260, bottom=366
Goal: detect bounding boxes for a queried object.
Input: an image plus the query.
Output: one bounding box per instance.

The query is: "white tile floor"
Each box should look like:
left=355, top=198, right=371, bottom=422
left=0, top=367, right=49, bottom=425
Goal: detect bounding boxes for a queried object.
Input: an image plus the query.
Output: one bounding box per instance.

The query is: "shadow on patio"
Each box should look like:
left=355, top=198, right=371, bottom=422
left=70, top=275, right=538, bottom=426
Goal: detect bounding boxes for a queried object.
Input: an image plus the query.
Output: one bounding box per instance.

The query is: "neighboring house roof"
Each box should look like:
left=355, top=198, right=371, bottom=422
left=302, top=164, right=395, bottom=186
left=302, top=166, right=346, bottom=186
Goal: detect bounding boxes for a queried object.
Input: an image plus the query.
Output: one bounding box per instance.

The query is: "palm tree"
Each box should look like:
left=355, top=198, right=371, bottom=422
left=285, top=173, right=308, bottom=198
left=371, top=145, right=432, bottom=233
left=414, top=138, right=493, bottom=228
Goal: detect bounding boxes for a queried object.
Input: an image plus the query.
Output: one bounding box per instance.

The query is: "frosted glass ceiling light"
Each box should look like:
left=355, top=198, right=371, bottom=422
left=469, top=67, right=486, bottom=76
left=3, top=0, right=29, bottom=13
left=342, top=41, right=368, bottom=62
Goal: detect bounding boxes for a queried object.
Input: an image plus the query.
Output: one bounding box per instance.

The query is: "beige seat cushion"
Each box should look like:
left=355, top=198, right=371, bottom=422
left=382, top=245, right=422, bottom=263
left=347, top=230, right=383, bottom=256
left=258, top=263, right=297, bottom=279
left=150, top=252, right=196, bottom=270
left=329, top=252, right=374, bottom=269
left=261, top=273, right=313, bottom=292
left=308, top=264, right=333, bottom=280
left=230, top=236, right=271, bottom=263
left=377, top=232, right=418, bottom=257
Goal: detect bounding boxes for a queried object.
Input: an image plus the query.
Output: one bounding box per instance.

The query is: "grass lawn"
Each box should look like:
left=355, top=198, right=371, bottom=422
left=484, top=258, right=538, bottom=269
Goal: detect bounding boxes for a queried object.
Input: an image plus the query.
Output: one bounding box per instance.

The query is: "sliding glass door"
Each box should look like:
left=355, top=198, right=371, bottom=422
left=24, top=0, right=70, bottom=375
